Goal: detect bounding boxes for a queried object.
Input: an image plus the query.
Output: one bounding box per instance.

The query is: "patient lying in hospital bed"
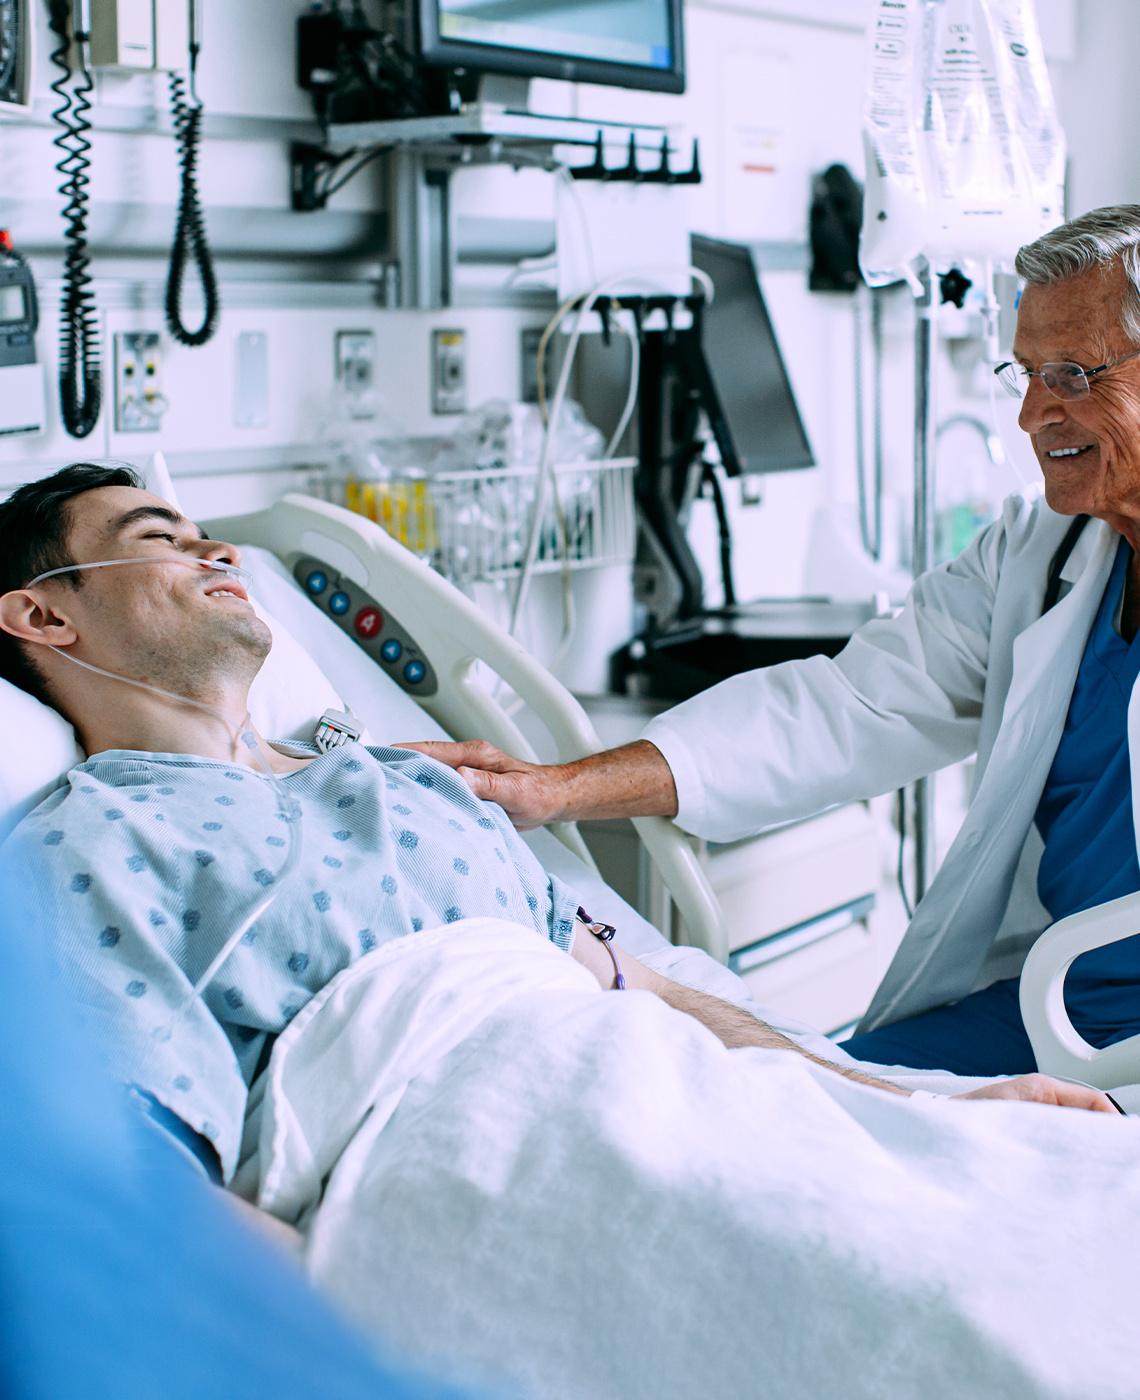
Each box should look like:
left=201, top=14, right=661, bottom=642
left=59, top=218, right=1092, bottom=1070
left=4, top=464, right=1140, bottom=1400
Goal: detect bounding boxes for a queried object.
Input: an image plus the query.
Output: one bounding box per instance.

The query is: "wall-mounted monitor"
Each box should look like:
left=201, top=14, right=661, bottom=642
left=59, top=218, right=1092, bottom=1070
left=691, top=234, right=814, bottom=475
left=418, top=0, right=685, bottom=94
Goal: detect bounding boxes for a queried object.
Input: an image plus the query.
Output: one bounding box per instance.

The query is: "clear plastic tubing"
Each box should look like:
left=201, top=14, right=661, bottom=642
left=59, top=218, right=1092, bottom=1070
left=27, top=556, right=303, bottom=1038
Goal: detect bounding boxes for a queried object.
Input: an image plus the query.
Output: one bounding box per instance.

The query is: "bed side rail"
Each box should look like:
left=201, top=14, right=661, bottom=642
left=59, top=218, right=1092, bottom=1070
left=1019, top=891, right=1140, bottom=1090
left=203, top=494, right=730, bottom=962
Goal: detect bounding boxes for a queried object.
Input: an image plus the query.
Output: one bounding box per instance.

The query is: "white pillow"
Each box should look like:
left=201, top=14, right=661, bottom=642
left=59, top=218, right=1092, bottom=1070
left=247, top=594, right=348, bottom=743
left=241, top=546, right=450, bottom=746
left=0, top=548, right=449, bottom=841
left=0, top=681, right=84, bottom=842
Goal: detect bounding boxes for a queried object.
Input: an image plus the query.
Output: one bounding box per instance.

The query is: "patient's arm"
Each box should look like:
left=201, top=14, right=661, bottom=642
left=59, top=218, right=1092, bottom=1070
left=569, top=926, right=1122, bottom=1114
left=569, top=922, right=909, bottom=1095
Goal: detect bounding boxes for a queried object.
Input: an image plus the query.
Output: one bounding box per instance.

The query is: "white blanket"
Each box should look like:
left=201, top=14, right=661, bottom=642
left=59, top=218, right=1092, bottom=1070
left=244, top=919, right=1140, bottom=1400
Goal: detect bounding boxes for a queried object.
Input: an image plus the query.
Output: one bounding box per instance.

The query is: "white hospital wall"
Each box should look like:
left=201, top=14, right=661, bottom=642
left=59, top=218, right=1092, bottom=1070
left=0, top=0, right=1121, bottom=678
left=1049, top=0, right=1140, bottom=218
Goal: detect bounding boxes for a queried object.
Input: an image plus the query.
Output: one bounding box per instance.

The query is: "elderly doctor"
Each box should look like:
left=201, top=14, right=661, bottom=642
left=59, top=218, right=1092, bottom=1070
left=409, top=204, right=1140, bottom=1079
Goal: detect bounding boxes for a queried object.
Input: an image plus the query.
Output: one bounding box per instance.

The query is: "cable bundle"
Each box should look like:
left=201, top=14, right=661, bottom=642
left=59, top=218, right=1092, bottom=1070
left=47, top=2, right=101, bottom=439
left=165, top=71, right=219, bottom=347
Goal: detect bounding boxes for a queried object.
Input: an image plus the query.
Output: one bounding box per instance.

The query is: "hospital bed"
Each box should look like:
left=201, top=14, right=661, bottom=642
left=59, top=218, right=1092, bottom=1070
left=206, top=490, right=1140, bottom=1094
left=0, top=478, right=1136, bottom=1093
left=202, top=490, right=729, bottom=963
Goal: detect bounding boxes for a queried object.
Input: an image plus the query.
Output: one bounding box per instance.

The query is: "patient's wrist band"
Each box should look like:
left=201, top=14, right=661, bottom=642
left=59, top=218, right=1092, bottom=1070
left=578, top=906, right=625, bottom=990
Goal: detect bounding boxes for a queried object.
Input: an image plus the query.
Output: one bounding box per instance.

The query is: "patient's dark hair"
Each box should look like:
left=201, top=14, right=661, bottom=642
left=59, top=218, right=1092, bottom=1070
left=0, top=463, right=142, bottom=704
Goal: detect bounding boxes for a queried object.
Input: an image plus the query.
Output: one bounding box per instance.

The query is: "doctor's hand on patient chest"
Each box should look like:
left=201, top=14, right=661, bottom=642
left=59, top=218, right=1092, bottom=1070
left=394, top=739, right=679, bottom=829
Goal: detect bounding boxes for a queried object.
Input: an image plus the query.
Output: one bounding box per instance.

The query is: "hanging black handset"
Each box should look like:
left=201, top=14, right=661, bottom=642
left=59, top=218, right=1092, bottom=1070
left=809, top=164, right=864, bottom=294
left=46, top=0, right=101, bottom=439
left=165, top=0, right=219, bottom=347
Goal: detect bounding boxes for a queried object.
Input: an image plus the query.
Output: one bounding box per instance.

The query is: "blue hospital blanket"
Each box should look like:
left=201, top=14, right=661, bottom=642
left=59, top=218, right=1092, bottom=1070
left=1, top=742, right=578, bottom=1180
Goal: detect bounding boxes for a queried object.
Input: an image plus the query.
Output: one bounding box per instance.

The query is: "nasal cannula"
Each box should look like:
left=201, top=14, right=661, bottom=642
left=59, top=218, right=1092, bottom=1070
left=26, top=555, right=303, bottom=1041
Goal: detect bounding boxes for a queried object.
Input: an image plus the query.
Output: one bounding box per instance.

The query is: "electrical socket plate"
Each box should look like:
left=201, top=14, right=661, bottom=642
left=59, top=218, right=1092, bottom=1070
left=336, top=329, right=375, bottom=393
left=113, top=331, right=162, bottom=433
left=88, top=0, right=191, bottom=72
left=432, top=328, right=467, bottom=415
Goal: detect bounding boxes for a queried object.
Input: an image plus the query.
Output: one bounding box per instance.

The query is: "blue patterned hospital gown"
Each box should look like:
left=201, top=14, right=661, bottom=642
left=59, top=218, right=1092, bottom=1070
left=2, top=743, right=579, bottom=1179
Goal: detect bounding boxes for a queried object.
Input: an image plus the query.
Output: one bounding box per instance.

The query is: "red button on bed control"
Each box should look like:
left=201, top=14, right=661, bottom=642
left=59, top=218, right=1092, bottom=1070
left=354, top=606, right=383, bottom=638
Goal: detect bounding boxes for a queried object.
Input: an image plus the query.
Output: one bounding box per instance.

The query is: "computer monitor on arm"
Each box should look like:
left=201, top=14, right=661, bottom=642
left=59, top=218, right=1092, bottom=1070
left=417, top=0, right=685, bottom=96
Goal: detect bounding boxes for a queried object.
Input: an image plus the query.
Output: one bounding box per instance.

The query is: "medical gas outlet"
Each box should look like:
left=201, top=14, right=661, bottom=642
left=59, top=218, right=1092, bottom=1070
left=113, top=332, right=168, bottom=432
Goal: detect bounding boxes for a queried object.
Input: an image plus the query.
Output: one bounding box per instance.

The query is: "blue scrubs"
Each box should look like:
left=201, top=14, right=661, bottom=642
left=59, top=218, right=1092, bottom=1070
left=844, top=538, right=1140, bottom=1075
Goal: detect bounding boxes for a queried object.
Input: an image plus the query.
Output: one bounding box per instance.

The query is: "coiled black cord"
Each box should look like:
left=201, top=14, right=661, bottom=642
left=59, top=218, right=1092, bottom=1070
left=166, top=69, right=219, bottom=347
left=47, top=2, right=102, bottom=439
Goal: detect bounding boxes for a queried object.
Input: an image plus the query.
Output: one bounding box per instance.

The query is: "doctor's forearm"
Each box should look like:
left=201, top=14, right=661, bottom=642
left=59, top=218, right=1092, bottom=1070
left=397, top=738, right=678, bottom=829
left=552, top=740, right=679, bottom=822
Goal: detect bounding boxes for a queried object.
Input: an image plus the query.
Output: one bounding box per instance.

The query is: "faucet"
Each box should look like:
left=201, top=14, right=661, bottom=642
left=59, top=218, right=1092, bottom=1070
left=936, top=414, right=1005, bottom=466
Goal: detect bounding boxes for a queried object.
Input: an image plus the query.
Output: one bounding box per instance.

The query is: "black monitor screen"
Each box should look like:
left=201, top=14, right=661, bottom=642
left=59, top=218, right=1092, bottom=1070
left=421, top=0, right=684, bottom=93
left=692, top=234, right=814, bottom=475
left=0, top=284, right=26, bottom=324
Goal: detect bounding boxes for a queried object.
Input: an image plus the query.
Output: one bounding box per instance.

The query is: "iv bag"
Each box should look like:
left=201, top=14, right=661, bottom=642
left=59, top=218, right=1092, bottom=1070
left=860, top=0, right=1065, bottom=287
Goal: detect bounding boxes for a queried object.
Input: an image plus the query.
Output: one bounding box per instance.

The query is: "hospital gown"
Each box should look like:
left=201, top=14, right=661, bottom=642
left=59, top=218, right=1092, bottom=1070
left=1, top=742, right=579, bottom=1179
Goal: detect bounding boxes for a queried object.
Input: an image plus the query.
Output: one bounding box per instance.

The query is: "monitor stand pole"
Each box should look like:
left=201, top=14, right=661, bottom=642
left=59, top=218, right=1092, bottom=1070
left=911, top=258, right=937, bottom=905
left=634, top=298, right=741, bottom=628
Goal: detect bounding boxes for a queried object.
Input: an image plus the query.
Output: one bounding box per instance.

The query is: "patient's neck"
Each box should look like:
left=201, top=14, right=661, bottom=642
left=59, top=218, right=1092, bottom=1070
left=70, top=677, right=308, bottom=774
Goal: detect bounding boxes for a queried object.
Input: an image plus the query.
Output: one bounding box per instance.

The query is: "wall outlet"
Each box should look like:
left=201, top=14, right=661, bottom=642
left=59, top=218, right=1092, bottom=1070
left=113, top=331, right=163, bottom=432
left=336, top=328, right=375, bottom=392
left=336, top=328, right=376, bottom=420
left=432, top=328, right=467, bottom=414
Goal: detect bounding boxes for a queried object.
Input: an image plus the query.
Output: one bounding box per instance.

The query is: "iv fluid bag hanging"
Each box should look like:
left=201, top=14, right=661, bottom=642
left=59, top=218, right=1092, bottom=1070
left=859, top=0, right=1065, bottom=288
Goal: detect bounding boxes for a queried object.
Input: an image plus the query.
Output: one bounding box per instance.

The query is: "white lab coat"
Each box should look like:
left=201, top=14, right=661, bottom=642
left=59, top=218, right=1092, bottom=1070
left=642, top=491, right=1131, bottom=1032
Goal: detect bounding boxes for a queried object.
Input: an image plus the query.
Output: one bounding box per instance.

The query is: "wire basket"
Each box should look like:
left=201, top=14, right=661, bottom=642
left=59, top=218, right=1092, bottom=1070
left=336, top=457, right=637, bottom=586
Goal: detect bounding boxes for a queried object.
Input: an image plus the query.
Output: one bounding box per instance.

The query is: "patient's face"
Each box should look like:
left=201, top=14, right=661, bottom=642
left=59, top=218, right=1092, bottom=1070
left=54, top=486, right=271, bottom=697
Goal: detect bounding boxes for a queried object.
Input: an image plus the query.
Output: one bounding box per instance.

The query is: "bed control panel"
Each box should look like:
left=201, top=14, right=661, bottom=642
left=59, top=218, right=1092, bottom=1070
left=293, top=556, right=439, bottom=698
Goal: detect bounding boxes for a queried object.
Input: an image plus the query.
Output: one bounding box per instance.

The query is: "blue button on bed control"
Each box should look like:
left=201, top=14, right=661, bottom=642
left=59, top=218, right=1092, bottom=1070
left=381, top=639, right=402, bottom=663
left=329, top=591, right=350, bottom=615
left=305, top=570, right=328, bottom=595
left=403, top=660, right=426, bottom=684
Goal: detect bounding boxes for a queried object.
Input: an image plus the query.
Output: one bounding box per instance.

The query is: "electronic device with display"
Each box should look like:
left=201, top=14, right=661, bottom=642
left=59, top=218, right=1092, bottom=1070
left=0, top=229, right=45, bottom=437
left=0, top=0, right=33, bottom=112
left=418, top=0, right=684, bottom=96
left=690, top=234, right=814, bottom=476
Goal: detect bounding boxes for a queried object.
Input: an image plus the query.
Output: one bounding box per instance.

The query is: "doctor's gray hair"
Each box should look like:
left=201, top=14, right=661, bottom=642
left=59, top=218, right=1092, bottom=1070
left=1016, top=205, right=1140, bottom=346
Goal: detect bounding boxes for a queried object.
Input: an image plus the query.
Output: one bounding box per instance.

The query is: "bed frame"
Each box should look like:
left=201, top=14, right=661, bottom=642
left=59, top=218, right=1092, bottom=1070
left=203, top=493, right=731, bottom=964
left=1020, top=892, right=1140, bottom=1091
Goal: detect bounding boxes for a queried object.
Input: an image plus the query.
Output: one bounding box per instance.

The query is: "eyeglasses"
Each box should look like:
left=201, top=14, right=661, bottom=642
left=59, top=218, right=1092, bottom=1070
left=994, top=347, right=1140, bottom=401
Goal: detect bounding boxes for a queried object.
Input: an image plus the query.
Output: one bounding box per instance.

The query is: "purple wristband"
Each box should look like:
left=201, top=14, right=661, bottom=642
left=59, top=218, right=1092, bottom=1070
left=577, top=906, right=625, bottom=990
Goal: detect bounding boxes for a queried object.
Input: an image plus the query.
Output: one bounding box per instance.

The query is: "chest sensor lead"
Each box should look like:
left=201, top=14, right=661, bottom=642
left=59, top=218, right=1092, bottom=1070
left=314, top=707, right=362, bottom=753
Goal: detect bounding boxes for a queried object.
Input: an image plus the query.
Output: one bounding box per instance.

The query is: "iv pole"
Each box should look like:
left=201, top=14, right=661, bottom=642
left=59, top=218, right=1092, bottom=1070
left=911, top=257, right=937, bottom=902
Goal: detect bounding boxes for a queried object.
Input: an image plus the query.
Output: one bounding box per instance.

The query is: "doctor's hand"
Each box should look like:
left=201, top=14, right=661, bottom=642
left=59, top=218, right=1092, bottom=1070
left=394, top=741, right=561, bottom=828
left=393, top=738, right=679, bottom=829
left=950, top=1074, right=1122, bottom=1114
